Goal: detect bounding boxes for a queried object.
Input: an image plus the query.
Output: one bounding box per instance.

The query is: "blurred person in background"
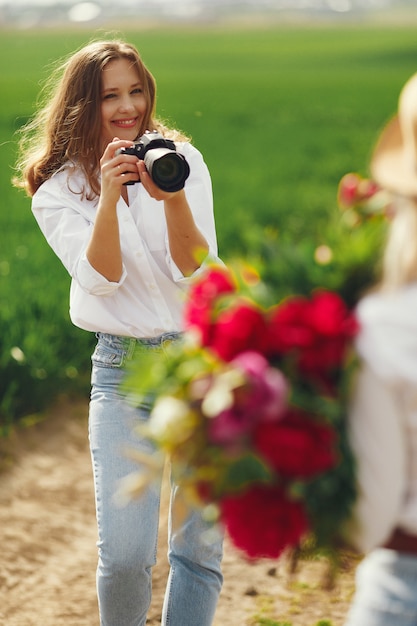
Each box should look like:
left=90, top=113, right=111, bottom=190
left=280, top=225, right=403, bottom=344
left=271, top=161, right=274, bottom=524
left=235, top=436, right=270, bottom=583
left=13, top=39, right=223, bottom=626
left=344, top=72, right=417, bottom=626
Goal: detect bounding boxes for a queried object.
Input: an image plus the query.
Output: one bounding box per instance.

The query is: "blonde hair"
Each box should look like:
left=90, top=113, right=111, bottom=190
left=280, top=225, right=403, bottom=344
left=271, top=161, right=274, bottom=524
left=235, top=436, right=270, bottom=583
left=379, top=196, right=417, bottom=290
left=13, top=39, right=188, bottom=199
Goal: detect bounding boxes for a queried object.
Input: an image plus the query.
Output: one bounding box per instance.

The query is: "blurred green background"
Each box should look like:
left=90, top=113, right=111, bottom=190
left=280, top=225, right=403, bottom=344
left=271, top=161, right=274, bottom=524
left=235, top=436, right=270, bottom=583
left=1, top=24, right=416, bottom=430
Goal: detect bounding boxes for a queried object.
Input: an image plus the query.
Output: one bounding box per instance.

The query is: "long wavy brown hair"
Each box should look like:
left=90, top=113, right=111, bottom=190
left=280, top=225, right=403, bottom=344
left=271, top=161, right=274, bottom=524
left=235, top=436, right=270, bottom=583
left=13, top=39, right=188, bottom=199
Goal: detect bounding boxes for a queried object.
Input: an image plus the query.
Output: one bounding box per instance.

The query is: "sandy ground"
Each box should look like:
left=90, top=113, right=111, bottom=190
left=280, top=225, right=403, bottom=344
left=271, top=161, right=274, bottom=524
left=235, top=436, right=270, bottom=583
left=0, top=398, right=360, bottom=626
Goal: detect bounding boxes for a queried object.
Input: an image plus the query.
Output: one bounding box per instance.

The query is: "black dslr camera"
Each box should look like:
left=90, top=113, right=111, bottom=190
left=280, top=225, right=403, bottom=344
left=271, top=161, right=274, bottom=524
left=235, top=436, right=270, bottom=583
left=117, top=130, right=190, bottom=193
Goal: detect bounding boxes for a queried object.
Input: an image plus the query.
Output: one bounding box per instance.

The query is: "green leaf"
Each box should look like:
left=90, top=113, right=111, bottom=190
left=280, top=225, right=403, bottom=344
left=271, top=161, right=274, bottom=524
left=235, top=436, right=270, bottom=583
left=222, top=453, right=272, bottom=493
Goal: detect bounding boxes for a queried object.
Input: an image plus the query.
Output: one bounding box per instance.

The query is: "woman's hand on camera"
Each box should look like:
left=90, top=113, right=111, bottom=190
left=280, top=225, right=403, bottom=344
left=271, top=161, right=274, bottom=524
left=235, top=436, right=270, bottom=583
left=100, top=138, right=139, bottom=202
left=137, top=159, right=181, bottom=202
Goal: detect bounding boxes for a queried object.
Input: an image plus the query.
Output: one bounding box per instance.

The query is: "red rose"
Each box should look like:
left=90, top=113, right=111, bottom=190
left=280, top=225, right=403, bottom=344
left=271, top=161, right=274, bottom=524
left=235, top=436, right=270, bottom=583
left=208, top=301, right=269, bottom=362
left=220, top=484, right=308, bottom=559
left=267, top=296, right=315, bottom=354
left=298, top=336, right=346, bottom=383
left=267, top=291, right=358, bottom=392
left=253, top=408, right=337, bottom=479
left=309, top=290, right=358, bottom=338
left=298, top=292, right=358, bottom=389
left=188, top=266, right=236, bottom=303
left=184, top=266, right=236, bottom=344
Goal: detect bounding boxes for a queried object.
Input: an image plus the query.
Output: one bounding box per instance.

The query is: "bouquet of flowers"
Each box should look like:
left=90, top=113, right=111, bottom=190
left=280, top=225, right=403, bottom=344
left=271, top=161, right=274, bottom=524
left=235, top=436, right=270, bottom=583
left=124, top=264, right=359, bottom=561
left=338, top=172, right=392, bottom=225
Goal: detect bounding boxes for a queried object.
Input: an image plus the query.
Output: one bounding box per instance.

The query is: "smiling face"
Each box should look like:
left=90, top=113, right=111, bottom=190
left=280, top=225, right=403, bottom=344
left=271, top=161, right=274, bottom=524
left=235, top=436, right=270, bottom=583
left=100, top=57, right=148, bottom=148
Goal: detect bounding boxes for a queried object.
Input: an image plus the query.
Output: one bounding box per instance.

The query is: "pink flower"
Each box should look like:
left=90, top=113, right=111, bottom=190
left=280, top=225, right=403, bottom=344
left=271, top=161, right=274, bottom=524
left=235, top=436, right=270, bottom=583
left=338, top=172, right=380, bottom=209
left=231, top=352, right=288, bottom=421
left=207, top=352, right=288, bottom=445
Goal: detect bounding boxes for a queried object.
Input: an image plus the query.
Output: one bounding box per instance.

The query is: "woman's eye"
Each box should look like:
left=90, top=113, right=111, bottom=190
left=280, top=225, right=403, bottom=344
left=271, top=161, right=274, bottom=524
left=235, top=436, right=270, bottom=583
left=132, top=88, right=143, bottom=95
left=103, top=93, right=116, bottom=100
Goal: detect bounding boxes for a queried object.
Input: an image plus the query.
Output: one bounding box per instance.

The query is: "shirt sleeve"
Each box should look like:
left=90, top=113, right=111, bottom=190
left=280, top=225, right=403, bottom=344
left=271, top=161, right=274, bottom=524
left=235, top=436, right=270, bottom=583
left=76, top=252, right=127, bottom=295
left=344, top=364, right=407, bottom=553
left=32, top=174, right=126, bottom=296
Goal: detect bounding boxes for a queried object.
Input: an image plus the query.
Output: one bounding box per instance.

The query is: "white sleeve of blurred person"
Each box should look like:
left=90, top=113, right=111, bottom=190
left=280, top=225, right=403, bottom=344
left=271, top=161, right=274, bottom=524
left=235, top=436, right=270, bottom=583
left=345, top=363, right=407, bottom=554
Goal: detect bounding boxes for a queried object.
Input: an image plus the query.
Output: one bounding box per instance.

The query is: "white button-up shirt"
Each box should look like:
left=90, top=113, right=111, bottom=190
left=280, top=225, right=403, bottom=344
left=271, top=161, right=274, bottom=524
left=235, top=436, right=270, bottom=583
left=32, top=142, right=221, bottom=338
left=347, top=284, right=417, bottom=552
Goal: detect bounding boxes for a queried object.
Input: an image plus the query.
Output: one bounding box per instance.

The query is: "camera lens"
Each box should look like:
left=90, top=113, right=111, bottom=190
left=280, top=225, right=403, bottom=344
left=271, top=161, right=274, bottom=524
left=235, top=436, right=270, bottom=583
left=144, top=148, right=190, bottom=192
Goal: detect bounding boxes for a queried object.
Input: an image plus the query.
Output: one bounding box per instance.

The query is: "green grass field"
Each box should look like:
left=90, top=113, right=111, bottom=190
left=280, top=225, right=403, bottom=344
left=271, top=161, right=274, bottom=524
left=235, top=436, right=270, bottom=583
left=1, top=23, right=417, bottom=426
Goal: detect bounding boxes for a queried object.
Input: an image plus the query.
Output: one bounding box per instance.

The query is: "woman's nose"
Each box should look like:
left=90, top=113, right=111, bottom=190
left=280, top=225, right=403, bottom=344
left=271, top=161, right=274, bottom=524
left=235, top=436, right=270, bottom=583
left=119, top=96, right=135, bottom=112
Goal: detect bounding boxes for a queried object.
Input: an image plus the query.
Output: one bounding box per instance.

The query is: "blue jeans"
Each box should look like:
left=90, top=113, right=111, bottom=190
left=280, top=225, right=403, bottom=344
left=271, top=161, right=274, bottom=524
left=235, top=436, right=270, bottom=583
left=344, top=548, right=417, bottom=626
left=89, top=333, right=223, bottom=626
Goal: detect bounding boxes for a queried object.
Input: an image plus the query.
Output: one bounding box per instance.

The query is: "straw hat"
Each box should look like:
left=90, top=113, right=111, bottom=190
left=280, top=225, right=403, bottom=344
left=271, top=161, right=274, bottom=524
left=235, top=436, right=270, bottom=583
left=371, top=72, right=417, bottom=197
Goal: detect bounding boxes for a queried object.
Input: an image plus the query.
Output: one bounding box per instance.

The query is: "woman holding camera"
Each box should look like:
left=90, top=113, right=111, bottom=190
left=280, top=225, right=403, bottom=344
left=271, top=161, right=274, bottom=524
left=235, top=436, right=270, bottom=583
left=14, top=39, right=223, bottom=626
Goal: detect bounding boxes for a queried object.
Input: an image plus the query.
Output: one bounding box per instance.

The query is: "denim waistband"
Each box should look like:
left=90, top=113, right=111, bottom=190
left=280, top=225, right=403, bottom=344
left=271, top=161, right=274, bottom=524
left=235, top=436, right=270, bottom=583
left=96, top=331, right=182, bottom=359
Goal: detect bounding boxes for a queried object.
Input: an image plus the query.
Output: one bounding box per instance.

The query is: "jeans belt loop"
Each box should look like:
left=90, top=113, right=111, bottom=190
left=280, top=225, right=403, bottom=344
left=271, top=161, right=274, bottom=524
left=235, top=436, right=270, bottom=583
left=124, top=337, right=137, bottom=361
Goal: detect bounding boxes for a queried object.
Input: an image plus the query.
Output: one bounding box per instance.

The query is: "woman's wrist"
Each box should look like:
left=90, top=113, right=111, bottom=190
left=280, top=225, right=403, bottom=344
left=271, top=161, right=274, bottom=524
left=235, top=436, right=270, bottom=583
left=164, top=189, right=187, bottom=210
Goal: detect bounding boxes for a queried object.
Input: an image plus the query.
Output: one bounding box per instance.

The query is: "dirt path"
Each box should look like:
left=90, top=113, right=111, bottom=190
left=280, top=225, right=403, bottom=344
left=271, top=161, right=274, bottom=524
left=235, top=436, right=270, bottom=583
left=0, top=399, right=358, bottom=626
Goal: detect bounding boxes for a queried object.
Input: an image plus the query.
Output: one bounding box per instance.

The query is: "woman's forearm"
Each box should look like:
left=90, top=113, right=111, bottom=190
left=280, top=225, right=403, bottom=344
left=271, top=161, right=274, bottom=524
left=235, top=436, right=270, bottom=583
left=86, top=201, right=123, bottom=282
left=164, top=191, right=209, bottom=276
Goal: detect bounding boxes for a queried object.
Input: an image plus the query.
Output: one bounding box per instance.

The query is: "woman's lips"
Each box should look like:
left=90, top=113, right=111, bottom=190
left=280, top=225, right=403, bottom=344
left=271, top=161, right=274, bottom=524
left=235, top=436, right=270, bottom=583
left=113, top=118, right=138, bottom=128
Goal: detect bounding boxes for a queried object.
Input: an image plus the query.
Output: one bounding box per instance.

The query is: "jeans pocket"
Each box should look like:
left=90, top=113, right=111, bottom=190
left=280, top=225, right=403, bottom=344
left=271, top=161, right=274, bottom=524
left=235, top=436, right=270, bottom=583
left=91, top=342, right=125, bottom=368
